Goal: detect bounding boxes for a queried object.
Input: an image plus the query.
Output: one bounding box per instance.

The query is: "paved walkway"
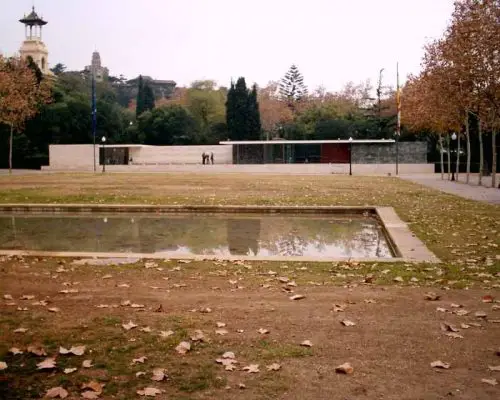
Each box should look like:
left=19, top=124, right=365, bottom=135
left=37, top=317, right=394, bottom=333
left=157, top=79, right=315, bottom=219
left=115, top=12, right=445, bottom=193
left=400, top=173, right=500, bottom=205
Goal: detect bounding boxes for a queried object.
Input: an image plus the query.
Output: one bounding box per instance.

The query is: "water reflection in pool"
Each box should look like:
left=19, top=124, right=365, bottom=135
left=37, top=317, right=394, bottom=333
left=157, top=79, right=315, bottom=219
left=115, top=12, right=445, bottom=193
left=0, top=213, right=393, bottom=258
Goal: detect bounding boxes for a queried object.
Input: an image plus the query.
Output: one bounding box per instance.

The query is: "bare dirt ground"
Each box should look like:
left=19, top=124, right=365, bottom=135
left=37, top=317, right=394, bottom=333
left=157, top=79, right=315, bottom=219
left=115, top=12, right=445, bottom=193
left=1, top=256, right=499, bottom=400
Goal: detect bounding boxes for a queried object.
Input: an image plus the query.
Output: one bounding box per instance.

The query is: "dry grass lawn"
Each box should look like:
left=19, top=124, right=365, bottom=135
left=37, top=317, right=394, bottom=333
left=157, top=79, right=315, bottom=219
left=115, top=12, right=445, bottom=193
left=0, top=173, right=499, bottom=399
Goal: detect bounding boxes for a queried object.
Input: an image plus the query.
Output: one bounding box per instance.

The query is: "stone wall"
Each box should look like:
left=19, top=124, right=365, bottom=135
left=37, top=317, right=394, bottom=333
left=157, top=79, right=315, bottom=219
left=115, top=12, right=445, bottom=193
left=132, top=145, right=232, bottom=165
left=351, top=142, right=427, bottom=164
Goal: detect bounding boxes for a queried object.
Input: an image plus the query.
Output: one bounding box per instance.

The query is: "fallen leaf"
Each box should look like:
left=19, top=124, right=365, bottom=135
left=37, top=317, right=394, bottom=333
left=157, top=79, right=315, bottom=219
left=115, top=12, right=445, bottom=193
left=332, top=304, right=346, bottom=312
left=136, top=371, right=146, bottom=377
left=137, top=387, right=163, bottom=397
left=175, top=341, right=191, bottom=355
left=48, top=307, right=60, bottom=313
left=199, top=307, right=212, bottom=313
left=82, top=359, right=93, bottom=368
left=59, top=345, right=86, bottom=356
left=59, top=289, right=78, bottom=294
left=63, top=368, right=77, bottom=374
left=266, top=363, right=281, bottom=371
left=117, top=283, right=130, bottom=288
left=81, top=392, right=100, bottom=399
left=190, top=330, right=206, bottom=342
left=154, top=304, right=164, bottom=313
left=21, top=295, right=35, bottom=300
left=132, top=356, right=147, bottom=364
left=445, top=332, right=464, bottom=339
left=258, top=328, right=270, bottom=335
left=431, top=360, right=450, bottom=369
left=37, top=357, right=56, bottom=370
left=44, top=387, right=68, bottom=398
left=238, top=383, right=246, bottom=389
left=3, top=294, right=13, bottom=300
left=28, top=345, right=47, bottom=356
left=81, top=380, right=104, bottom=393
left=216, top=322, right=226, bottom=328
left=488, top=365, right=500, bottom=371
left=122, top=321, right=138, bottom=331
left=393, top=276, right=404, bottom=283
left=290, top=294, right=305, bottom=301
left=216, top=329, right=228, bottom=336
left=140, top=327, right=152, bottom=333
left=481, top=378, right=498, bottom=386
left=475, top=311, right=487, bottom=318
left=436, top=307, right=447, bottom=313
left=131, top=303, right=145, bottom=308
left=482, top=295, right=494, bottom=303
left=335, top=362, right=354, bottom=374
left=9, top=347, right=23, bottom=355
left=222, top=351, right=235, bottom=359
left=364, top=299, right=376, bottom=304
left=300, top=340, right=313, bottom=347
left=242, top=364, right=260, bottom=373
left=14, top=327, right=28, bottom=333
left=151, top=368, right=166, bottom=381
left=159, top=330, right=174, bottom=338
left=216, top=358, right=238, bottom=371
left=454, top=309, right=469, bottom=316
left=440, top=323, right=460, bottom=332
left=102, top=274, right=112, bottom=279
left=120, top=300, right=131, bottom=306
left=0, top=361, right=7, bottom=370
left=341, top=320, right=356, bottom=327
left=425, top=292, right=440, bottom=301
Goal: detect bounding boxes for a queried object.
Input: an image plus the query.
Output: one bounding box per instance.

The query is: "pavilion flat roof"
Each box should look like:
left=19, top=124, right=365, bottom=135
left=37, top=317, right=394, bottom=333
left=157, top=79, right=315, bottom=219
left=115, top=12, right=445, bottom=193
left=219, top=139, right=396, bottom=145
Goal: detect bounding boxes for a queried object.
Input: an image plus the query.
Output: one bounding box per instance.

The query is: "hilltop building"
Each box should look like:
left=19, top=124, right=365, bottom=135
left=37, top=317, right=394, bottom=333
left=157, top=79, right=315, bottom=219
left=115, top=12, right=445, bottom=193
left=84, top=51, right=109, bottom=82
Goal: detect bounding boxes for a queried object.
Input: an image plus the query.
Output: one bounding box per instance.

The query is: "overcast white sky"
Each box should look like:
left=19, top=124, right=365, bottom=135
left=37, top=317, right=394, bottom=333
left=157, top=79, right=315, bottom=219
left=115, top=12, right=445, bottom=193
left=1, top=0, right=454, bottom=91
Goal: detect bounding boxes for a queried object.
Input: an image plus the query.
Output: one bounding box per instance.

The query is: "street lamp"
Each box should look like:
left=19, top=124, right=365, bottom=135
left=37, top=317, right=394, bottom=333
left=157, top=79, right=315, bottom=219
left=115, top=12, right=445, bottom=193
left=101, top=136, right=106, bottom=173
left=451, top=132, right=457, bottom=181
left=348, top=137, right=353, bottom=176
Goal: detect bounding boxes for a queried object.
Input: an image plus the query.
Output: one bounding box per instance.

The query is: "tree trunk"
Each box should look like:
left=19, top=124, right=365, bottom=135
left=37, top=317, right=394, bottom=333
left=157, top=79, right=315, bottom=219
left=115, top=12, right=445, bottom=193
left=447, top=134, right=451, bottom=180
left=439, top=135, right=444, bottom=180
left=478, top=118, right=483, bottom=186
left=465, top=115, right=471, bottom=183
left=456, top=134, right=460, bottom=181
left=493, top=130, right=497, bottom=189
left=9, top=124, right=14, bottom=175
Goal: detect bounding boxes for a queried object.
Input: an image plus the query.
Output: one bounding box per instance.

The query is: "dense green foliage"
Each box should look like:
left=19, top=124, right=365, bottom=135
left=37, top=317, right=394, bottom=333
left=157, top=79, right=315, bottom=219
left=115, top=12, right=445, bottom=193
left=226, top=77, right=261, bottom=141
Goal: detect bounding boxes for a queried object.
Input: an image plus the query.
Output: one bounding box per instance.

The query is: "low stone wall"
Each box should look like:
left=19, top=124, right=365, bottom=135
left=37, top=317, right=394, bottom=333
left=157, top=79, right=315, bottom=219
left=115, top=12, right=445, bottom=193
left=43, top=163, right=434, bottom=175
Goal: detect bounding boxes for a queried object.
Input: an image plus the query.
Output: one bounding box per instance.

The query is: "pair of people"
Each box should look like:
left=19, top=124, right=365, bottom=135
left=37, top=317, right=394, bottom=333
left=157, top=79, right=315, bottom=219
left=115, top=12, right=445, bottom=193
left=202, top=152, right=214, bottom=165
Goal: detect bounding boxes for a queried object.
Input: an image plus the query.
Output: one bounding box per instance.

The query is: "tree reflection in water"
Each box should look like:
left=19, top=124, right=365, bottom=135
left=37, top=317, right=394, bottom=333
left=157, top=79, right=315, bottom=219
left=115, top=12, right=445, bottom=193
left=0, top=213, right=393, bottom=258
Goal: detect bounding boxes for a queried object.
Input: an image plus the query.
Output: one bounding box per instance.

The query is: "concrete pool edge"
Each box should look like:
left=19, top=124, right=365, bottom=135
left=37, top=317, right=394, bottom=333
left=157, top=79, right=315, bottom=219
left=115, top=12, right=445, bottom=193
left=0, top=204, right=440, bottom=263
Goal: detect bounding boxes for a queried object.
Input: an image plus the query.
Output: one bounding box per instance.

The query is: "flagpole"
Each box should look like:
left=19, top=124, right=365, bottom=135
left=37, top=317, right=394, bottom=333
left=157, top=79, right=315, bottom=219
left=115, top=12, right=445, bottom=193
left=92, top=74, right=96, bottom=172
left=396, top=62, right=401, bottom=176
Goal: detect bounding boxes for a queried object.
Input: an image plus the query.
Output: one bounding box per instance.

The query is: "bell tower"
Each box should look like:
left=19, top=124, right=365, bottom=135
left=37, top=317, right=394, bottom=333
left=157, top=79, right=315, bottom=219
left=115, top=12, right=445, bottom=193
left=19, top=6, right=51, bottom=75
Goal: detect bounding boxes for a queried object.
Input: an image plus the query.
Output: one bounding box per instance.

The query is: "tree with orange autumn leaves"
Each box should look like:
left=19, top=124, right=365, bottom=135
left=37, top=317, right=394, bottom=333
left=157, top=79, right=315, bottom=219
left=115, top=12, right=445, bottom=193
left=403, top=0, right=499, bottom=187
left=0, top=55, right=52, bottom=173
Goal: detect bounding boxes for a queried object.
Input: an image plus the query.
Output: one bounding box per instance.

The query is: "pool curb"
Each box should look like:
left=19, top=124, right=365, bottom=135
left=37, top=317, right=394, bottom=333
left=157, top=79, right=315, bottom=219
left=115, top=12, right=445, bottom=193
left=0, top=204, right=440, bottom=263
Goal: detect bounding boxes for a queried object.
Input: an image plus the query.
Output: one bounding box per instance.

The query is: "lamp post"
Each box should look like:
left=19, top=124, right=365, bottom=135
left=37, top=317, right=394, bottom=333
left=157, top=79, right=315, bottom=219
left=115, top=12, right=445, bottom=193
left=101, top=136, right=106, bottom=173
left=451, top=132, right=457, bottom=181
left=348, top=137, right=353, bottom=176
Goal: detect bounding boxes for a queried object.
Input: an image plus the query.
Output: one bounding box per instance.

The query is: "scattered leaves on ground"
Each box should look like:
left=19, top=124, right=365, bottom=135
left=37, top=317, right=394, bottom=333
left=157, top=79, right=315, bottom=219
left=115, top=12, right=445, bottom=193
left=175, top=341, right=191, bottom=355
left=431, top=360, right=450, bottom=369
left=44, top=386, right=68, bottom=398
left=242, top=364, right=260, bottom=373
left=335, top=362, right=354, bottom=374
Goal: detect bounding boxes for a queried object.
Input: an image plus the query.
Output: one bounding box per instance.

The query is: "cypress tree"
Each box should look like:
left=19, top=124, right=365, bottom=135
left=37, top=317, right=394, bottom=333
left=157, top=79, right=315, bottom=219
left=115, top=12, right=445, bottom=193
left=225, top=81, right=236, bottom=140
left=136, top=75, right=145, bottom=117
left=247, top=84, right=261, bottom=140
left=143, top=82, right=155, bottom=113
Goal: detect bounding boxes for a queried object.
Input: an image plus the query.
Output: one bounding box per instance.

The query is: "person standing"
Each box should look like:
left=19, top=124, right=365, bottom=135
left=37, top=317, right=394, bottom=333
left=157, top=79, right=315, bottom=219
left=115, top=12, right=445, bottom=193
left=210, top=152, right=214, bottom=165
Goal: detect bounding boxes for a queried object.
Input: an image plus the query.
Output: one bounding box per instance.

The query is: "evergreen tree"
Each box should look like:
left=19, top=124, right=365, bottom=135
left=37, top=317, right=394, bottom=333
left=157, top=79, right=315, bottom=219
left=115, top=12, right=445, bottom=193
left=279, top=64, right=308, bottom=110
left=136, top=75, right=145, bottom=117
left=26, top=56, right=43, bottom=85
left=225, top=78, right=262, bottom=141
left=247, top=84, right=261, bottom=140
left=143, top=82, right=155, bottom=113
left=225, top=81, right=236, bottom=139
